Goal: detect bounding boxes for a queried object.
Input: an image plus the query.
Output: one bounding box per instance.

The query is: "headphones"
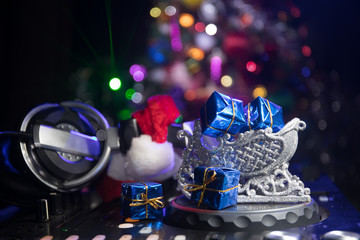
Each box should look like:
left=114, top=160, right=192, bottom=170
left=0, top=101, right=119, bottom=204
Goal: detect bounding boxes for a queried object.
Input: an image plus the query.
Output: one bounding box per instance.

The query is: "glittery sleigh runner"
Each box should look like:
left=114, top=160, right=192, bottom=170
left=175, top=118, right=310, bottom=203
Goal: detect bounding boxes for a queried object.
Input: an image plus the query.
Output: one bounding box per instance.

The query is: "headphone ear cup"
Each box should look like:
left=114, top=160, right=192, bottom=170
left=0, top=101, right=117, bottom=204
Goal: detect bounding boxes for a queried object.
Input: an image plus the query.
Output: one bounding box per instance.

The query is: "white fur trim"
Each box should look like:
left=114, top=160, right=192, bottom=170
left=126, top=135, right=175, bottom=181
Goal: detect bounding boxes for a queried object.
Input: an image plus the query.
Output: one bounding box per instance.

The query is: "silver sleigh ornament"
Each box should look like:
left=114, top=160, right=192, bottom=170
left=175, top=118, right=311, bottom=203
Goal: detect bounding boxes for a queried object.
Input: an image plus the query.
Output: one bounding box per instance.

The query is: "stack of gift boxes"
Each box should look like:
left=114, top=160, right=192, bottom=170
left=121, top=91, right=285, bottom=219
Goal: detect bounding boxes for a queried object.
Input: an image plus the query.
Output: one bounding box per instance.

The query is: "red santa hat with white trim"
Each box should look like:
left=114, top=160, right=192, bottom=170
left=97, top=95, right=181, bottom=202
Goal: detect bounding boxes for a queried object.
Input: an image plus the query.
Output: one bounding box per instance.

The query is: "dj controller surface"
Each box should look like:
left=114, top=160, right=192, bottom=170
left=0, top=175, right=359, bottom=240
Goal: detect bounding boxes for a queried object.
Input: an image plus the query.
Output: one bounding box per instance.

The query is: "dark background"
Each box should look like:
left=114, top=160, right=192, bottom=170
left=1, top=1, right=360, bottom=208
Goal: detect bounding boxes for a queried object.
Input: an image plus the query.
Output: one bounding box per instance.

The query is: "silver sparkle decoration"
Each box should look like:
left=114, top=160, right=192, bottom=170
left=175, top=118, right=311, bottom=203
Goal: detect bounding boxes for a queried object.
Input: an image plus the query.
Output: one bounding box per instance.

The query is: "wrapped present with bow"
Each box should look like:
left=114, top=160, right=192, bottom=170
left=244, top=96, right=284, bottom=133
left=184, top=166, right=240, bottom=210
left=121, top=181, right=164, bottom=220
left=200, top=91, right=247, bottom=138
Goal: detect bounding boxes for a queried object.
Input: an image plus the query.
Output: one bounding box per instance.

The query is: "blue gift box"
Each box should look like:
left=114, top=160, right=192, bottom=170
left=121, top=182, right=164, bottom=220
left=186, top=166, right=240, bottom=210
left=244, top=96, right=284, bottom=133
left=200, top=91, right=247, bottom=138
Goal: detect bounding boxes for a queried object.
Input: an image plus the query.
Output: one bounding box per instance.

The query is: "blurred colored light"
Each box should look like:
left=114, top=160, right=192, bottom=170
left=109, top=78, right=121, bottom=91
left=150, top=7, right=161, bottom=18
left=186, top=59, right=201, bottom=74
left=134, top=83, right=144, bottom=92
left=302, top=45, right=312, bottom=57
left=179, top=13, right=194, bottom=28
left=152, top=52, right=165, bottom=63
left=277, top=11, right=287, bottom=21
left=252, top=85, right=268, bottom=98
left=210, top=56, right=222, bottom=81
left=290, top=7, right=301, bottom=18
left=165, top=6, right=176, bottom=16
left=131, top=92, right=143, bottom=104
left=125, top=88, right=135, bottom=100
left=205, top=24, right=217, bottom=35
left=301, top=66, right=311, bottom=77
left=129, top=64, right=146, bottom=80
left=170, top=19, right=182, bottom=52
left=117, top=109, right=132, bottom=121
left=318, top=119, right=327, bottom=131
left=200, top=2, right=217, bottom=22
left=187, top=47, right=205, bottom=61
left=194, top=33, right=216, bottom=52
left=298, top=25, right=308, bottom=38
left=195, top=22, right=206, bottom=32
left=221, top=75, right=233, bottom=87
left=171, top=39, right=182, bottom=51
left=133, top=71, right=145, bottom=82
left=246, top=61, right=257, bottom=72
left=332, top=101, right=341, bottom=112
left=184, top=89, right=196, bottom=101
left=183, top=0, right=204, bottom=9
left=129, top=64, right=141, bottom=75
left=240, top=13, right=253, bottom=27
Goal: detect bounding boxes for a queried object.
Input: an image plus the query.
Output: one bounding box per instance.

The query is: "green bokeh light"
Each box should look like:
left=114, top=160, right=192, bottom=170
left=117, top=109, right=132, bottom=120
left=125, top=88, right=136, bottom=99
left=109, top=77, right=122, bottom=91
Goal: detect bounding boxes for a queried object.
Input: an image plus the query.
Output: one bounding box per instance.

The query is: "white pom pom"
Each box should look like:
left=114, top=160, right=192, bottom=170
left=126, top=135, right=175, bottom=181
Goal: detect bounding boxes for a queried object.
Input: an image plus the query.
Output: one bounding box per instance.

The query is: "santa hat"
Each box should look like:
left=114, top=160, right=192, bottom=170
left=97, top=95, right=181, bottom=202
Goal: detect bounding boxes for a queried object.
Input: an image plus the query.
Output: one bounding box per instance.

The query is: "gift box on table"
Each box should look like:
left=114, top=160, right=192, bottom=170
left=200, top=91, right=247, bottom=138
left=244, top=96, right=284, bottom=133
left=185, top=166, right=240, bottom=210
left=121, top=182, right=164, bottom=220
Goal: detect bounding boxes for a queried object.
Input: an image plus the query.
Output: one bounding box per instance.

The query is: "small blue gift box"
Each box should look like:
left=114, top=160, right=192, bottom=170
left=121, top=182, right=164, bottom=220
left=244, top=96, right=284, bottom=133
left=185, top=166, right=240, bottom=210
left=200, top=91, right=247, bottom=138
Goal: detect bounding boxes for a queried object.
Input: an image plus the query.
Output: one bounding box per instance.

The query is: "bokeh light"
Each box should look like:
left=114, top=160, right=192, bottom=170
left=195, top=22, right=206, bottom=32
left=301, top=66, right=311, bottom=77
left=187, top=47, right=205, bottom=61
left=117, top=109, right=132, bottom=121
left=165, top=6, right=176, bottom=16
left=210, top=56, right=222, bottom=81
left=179, top=13, right=194, bottom=28
left=109, top=77, right=121, bottom=91
left=205, top=24, right=217, bottom=36
left=170, top=19, right=182, bottom=51
left=129, top=64, right=141, bottom=75
left=125, top=88, right=135, bottom=100
left=194, top=33, right=216, bottom=52
left=246, top=61, right=257, bottom=72
left=133, top=71, right=145, bottom=82
left=290, top=7, right=301, bottom=18
left=277, top=11, right=287, bottom=21
left=184, top=89, right=196, bottom=101
left=221, top=75, right=233, bottom=87
left=186, top=58, right=201, bottom=74
left=302, top=45, right=312, bottom=57
left=131, top=92, right=143, bottom=104
left=252, top=85, right=268, bottom=98
left=150, top=7, right=161, bottom=18
left=241, top=13, right=253, bottom=27
left=129, top=64, right=146, bottom=82
left=134, top=83, right=144, bottom=92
